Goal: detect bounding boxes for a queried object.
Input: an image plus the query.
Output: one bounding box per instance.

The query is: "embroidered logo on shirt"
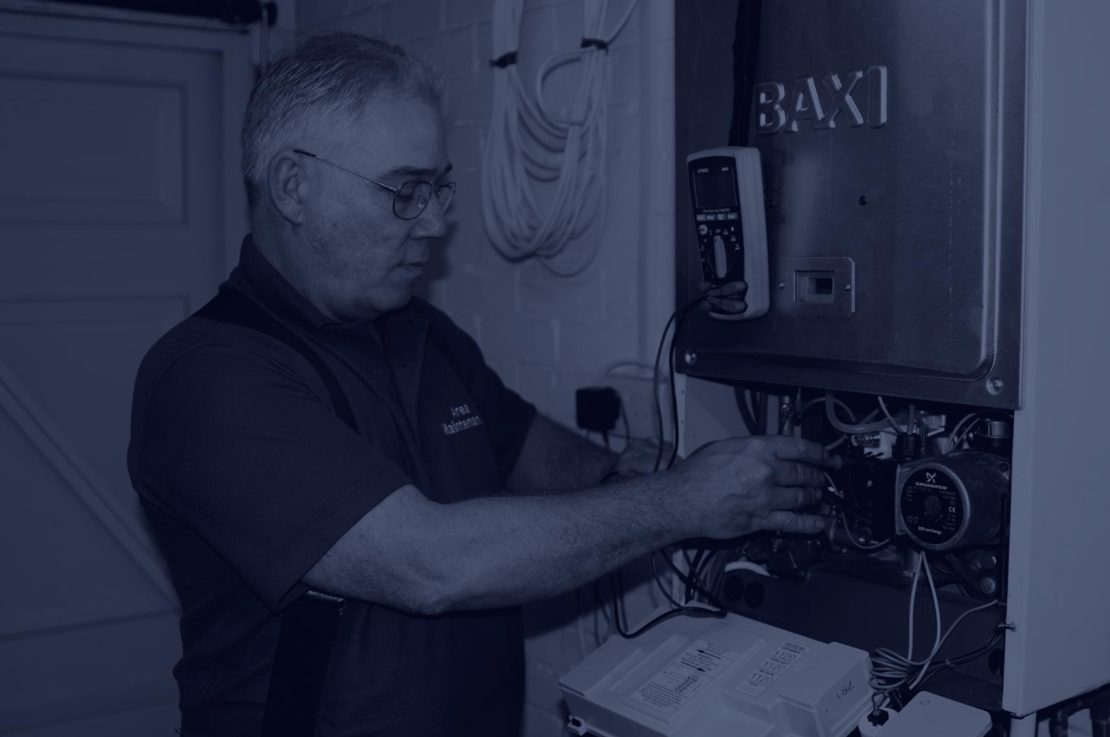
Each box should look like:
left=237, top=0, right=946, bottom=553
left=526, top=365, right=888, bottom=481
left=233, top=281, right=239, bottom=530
left=441, top=403, right=484, bottom=436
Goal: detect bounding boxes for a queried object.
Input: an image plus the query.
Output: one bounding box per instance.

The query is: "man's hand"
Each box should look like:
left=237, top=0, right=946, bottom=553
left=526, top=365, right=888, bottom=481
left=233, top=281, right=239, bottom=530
left=663, top=435, right=835, bottom=539
left=701, top=279, right=748, bottom=315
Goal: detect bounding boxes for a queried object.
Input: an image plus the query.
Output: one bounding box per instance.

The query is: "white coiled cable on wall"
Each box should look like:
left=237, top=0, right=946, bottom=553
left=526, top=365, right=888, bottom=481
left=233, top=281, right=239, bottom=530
left=481, top=0, right=639, bottom=276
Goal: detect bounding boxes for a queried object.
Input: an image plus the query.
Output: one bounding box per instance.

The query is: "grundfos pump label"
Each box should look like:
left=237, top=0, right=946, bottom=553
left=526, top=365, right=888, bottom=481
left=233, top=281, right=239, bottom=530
left=900, top=467, right=963, bottom=546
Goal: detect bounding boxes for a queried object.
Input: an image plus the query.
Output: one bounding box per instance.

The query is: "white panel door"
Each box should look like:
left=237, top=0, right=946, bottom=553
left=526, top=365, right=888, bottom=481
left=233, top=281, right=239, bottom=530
left=1002, top=0, right=1110, bottom=716
left=0, top=8, right=250, bottom=735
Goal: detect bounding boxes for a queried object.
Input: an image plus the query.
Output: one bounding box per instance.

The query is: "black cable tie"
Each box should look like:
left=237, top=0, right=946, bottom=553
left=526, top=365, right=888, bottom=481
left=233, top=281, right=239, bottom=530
left=580, top=37, right=610, bottom=51
left=489, top=51, right=518, bottom=68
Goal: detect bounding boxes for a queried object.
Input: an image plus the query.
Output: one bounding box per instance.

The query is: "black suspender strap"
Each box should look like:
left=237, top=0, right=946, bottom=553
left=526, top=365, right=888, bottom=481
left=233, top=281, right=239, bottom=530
left=196, top=289, right=358, bottom=432
left=259, top=592, right=344, bottom=737
left=195, top=289, right=347, bottom=737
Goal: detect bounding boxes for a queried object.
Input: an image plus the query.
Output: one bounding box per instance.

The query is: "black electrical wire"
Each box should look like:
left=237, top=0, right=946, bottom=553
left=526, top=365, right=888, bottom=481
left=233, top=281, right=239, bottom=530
left=749, top=390, right=762, bottom=434
left=733, top=387, right=769, bottom=436
left=685, top=548, right=708, bottom=601
left=728, top=0, right=762, bottom=147
left=667, top=315, right=684, bottom=470
left=617, top=545, right=731, bottom=640
left=681, top=546, right=725, bottom=603
left=692, top=548, right=723, bottom=601
left=652, top=296, right=706, bottom=472
left=608, top=572, right=628, bottom=634
left=661, top=547, right=728, bottom=610
left=623, top=293, right=751, bottom=639
left=700, top=548, right=722, bottom=582
left=611, top=568, right=715, bottom=639
left=699, top=549, right=725, bottom=602
left=651, top=552, right=684, bottom=609
left=912, top=632, right=1004, bottom=692
left=734, top=385, right=759, bottom=434
left=933, top=555, right=992, bottom=601
left=697, top=550, right=719, bottom=598
left=681, top=548, right=705, bottom=601
left=616, top=602, right=727, bottom=639
left=611, top=561, right=728, bottom=640
left=753, top=391, right=768, bottom=434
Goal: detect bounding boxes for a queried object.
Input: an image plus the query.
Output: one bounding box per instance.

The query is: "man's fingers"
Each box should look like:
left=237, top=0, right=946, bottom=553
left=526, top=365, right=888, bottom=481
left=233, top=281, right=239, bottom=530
left=768, top=485, right=824, bottom=510
left=767, top=435, right=838, bottom=468
left=707, top=296, right=747, bottom=313
left=699, top=280, right=748, bottom=297
left=774, top=462, right=826, bottom=488
left=759, top=511, right=828, bottom=534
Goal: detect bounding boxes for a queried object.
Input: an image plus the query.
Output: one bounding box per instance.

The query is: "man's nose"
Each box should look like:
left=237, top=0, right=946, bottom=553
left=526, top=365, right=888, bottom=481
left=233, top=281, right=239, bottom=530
left=412, top=197, right=448, bottom=239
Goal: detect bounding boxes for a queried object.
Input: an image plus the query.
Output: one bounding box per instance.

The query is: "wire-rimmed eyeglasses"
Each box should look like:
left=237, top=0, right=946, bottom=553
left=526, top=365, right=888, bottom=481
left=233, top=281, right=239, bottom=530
left=292, top=148, right=455, bottom=221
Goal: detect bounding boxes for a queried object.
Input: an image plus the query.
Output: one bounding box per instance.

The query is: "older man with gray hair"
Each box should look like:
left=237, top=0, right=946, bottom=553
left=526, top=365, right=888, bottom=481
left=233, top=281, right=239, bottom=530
left=128, top=32, right=833, bottom=737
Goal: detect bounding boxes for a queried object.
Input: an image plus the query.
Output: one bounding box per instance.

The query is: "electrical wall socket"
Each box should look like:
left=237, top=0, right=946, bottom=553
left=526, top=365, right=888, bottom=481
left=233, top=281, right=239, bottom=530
left=601, top=373, right=673, bottom=443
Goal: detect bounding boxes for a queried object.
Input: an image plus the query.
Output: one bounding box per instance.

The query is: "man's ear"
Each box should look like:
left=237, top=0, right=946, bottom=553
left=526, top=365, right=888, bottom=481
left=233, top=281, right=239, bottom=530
left=268, top=150, right=308, bottom=225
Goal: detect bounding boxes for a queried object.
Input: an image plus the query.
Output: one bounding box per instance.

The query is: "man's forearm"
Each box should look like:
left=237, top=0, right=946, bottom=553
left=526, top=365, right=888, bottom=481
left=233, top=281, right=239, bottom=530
left=416, top=474, right=681, bottom=613
left=305, top=474, right=683, bottom=615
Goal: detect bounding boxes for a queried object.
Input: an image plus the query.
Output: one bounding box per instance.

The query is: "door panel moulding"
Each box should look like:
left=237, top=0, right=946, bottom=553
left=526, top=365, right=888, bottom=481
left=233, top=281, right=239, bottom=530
left=0, top=355, right=178, bottom=604
left=0, top=6, right=252, bottom=273
left=0, top=0, right=249, bottom=32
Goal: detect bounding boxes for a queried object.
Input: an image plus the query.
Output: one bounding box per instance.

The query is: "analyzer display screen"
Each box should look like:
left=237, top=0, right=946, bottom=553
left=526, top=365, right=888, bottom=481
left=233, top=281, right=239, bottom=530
left=693, top=166, right=739, bottom=209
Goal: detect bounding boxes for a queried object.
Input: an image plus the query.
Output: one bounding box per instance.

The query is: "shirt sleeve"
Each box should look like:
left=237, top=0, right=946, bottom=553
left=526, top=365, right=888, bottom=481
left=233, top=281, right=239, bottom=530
left=427, top=313, right=537, bottom=483
left=130, top=342, right=411, bottom=611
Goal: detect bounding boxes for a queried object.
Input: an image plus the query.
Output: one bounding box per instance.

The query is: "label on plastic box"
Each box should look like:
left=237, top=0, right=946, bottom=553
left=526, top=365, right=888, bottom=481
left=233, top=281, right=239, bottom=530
left=626, top=639, right=739, bottom=717
left=734, top=641, right=808, bottom=698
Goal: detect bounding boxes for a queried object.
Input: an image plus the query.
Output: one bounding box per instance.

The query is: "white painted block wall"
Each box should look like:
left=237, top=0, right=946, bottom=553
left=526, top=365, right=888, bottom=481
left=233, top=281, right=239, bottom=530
left=299, top=0, right=662, bottom=430
left=296, top=2, right=670, bottom=735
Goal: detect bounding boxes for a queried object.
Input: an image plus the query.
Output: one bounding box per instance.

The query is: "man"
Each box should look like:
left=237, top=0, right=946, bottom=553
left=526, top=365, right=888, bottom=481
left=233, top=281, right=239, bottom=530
left=128, top=33, right=832, bottom=737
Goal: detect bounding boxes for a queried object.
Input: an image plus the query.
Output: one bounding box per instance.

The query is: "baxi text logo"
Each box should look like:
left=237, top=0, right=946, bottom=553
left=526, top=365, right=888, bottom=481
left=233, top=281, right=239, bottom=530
left=755, top=65, right=888, bottom=135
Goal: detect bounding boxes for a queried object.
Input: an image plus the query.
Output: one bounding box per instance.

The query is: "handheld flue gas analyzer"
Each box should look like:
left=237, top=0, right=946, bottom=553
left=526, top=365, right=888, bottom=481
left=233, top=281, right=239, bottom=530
left=686, top=147, right=769, bottom=320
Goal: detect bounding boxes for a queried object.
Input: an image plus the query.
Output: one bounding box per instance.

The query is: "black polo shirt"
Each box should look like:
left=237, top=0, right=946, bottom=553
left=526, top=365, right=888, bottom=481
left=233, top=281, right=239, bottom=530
left=128, top=236, right=536, bottom=737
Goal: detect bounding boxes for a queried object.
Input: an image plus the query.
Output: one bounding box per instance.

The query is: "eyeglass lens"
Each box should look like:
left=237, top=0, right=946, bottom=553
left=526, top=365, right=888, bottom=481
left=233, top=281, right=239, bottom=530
left=393, top=181, right=455, bottom=220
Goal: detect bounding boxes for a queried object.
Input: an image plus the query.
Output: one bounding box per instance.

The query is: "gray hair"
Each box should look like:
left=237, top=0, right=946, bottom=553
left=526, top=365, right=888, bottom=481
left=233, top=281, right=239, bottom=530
left=241, top=33, right=444, bottom=207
